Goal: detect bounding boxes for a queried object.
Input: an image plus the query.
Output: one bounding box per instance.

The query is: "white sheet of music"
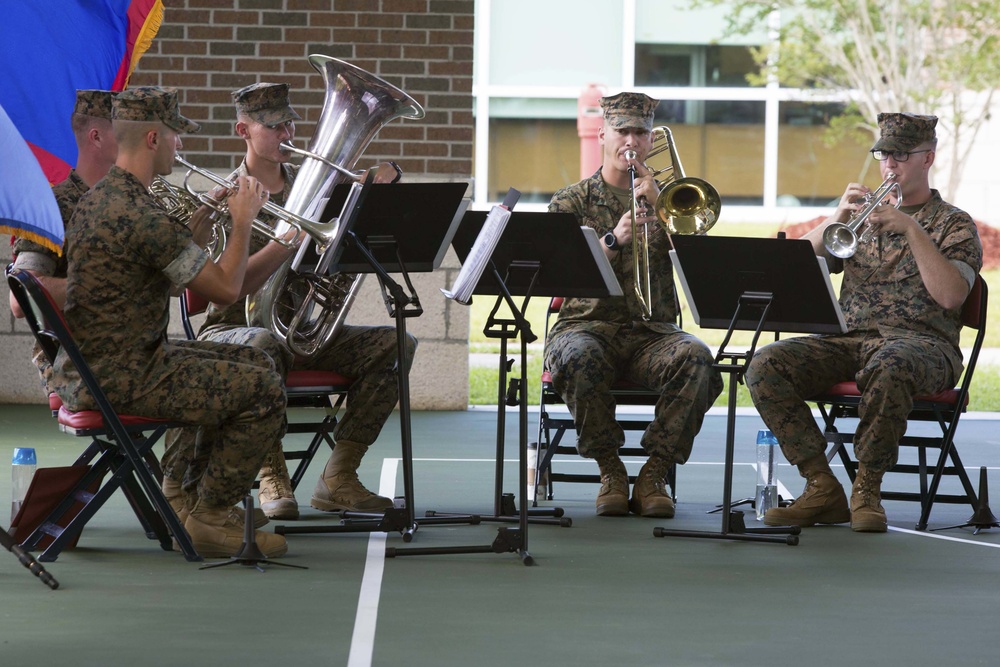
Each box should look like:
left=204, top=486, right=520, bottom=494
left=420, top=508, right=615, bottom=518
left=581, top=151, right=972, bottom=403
left=441, top=203, right=512, bottom=305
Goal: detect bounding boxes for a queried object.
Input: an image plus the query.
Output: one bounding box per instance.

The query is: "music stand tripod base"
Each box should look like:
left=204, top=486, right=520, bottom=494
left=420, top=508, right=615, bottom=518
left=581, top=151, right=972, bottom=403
left=200, top=496, right=308, bottom=572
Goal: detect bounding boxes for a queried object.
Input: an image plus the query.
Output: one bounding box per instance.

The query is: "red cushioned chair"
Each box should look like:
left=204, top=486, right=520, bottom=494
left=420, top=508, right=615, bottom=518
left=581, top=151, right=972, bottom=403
left=179, top=289, right=354, bottom=491
left=809, top=274, right=988, bottom=531
left=7, top=267, right=200, bottom=562
left=534, top=297, right=676, bottom=505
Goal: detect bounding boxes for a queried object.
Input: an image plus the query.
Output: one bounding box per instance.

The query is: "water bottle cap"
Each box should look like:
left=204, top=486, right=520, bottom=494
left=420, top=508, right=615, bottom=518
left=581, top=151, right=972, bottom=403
left=12, top=447, right=37, bottom=465
left=756, top=429, right=778, bottom=445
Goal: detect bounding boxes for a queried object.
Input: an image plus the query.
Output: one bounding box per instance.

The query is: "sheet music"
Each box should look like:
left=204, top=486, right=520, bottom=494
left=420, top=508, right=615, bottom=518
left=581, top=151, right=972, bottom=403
left=580, top=227, right=624, bottom=297
left=441, top=203, right=512, bottom=305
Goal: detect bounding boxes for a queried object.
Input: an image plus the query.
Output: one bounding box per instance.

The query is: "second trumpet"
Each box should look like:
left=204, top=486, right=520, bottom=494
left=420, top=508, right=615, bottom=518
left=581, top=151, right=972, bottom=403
left=823, top=173, right=901, bottom=259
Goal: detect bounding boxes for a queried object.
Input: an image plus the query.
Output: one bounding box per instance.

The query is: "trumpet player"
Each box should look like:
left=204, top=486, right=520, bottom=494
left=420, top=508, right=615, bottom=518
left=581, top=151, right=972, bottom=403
left=49, top=87, right=289, bottom=558
left=161, top=82, right=414, bottom=522
left=746, top=113, right=982, bottom=532
left=545, top=92, right=722, bottom=518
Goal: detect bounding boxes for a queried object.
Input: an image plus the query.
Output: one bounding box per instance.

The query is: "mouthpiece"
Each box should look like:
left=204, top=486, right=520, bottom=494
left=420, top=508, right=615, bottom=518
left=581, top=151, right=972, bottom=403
left=624, top=149, right=637, bottom=161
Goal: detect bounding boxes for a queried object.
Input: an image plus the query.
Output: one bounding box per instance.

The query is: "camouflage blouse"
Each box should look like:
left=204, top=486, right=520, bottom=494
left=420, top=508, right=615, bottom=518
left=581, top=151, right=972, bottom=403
left=51, top=165, right=209, bottom=409
left=200, top=160, right=298, bottom=333
left=11, top=169, right=89, bottom=277
left=547, top=168, right=679, bottom=337
left=831, top=189, right=982, bottom=374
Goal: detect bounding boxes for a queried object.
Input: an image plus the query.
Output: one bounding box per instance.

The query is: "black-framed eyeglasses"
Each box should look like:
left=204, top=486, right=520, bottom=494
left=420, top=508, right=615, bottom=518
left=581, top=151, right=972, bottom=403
left=871, top=149, right=932, bottom=162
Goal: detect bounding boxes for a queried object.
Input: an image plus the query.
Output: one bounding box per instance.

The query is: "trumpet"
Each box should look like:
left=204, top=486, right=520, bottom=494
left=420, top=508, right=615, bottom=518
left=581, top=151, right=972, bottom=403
left=173, top=155, right=343, bottom=254
left=822, top=173, right=901, bottom=259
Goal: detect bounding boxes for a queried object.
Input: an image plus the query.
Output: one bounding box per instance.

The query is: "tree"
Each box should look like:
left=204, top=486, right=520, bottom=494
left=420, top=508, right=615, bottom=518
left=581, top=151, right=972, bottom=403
left=692, top=0, right=1000, bottom=200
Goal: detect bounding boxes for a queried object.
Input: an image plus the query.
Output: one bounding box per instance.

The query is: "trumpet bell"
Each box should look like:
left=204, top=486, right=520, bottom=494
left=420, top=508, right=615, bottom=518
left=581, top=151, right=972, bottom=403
left=654, top=177, right=721, bottom=235
left=822, top=223, right=857, bottom=259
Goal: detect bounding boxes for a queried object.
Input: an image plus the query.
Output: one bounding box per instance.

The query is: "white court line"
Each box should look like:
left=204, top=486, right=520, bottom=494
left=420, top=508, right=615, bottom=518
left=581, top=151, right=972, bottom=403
left=347, top=455, right=998, bottom=663
left=348, top=457, right=398, bottom=667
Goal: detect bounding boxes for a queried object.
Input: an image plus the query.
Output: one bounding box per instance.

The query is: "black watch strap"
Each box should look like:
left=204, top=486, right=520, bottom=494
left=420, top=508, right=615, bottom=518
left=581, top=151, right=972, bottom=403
left=603, top=231, right=620, bottom=250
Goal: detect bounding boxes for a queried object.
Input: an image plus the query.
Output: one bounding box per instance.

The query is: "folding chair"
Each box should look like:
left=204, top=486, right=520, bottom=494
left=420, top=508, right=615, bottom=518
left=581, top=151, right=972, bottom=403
left=7, top=267, right=200, bottom=562
left=809, top=275, right=989, bottom=531
left=534, top=297, right=676, bottom=504
left=179, top=289, right=353, bottom=491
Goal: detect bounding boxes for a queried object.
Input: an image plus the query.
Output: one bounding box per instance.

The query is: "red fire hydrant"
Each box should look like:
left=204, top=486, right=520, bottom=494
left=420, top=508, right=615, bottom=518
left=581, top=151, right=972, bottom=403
left=577, top=83, right=606, bottom=180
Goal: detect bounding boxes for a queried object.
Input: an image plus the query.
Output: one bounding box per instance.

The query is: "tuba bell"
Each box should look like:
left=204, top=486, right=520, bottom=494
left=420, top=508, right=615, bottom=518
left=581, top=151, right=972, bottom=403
left=246, top=55, right=424, bottom=357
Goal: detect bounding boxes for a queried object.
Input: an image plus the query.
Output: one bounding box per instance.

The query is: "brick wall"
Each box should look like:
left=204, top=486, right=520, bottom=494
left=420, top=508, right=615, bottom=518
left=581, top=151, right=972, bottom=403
left=0, top=0, right=476, bottom=409
left=129, top=0, right=474, bottom=176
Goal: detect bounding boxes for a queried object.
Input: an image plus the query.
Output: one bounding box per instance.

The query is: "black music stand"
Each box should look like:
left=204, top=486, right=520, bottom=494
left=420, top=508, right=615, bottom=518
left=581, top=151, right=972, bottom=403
left=653, top=235, right=847, bottom=546
left=387, top=207, right=621, bottom=564
left=274, top=178, right=471, bottom=542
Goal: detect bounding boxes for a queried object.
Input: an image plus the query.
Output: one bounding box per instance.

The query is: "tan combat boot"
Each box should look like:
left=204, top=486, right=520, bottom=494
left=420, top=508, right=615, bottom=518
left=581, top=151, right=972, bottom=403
left=258, top=449, right=299, bottom=520
left=851, top=464, right=888, bottom=533
left=310, top=440, right=393, bottom=512
left=629, top=456, right=675, bottom=518
left=162, top=476, right=188, bottom=518
left=163, top=475, right=268, bottom=529
left=763, top=454, right=850, bottom=527
left=184, top=499, right=288, bottom=559
left=595, top=453, right=629, bottom=516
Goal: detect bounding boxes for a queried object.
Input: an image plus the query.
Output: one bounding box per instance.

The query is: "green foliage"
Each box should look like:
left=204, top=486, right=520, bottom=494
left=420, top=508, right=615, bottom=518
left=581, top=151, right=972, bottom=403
left=689, top=0, right=1000, bottom=200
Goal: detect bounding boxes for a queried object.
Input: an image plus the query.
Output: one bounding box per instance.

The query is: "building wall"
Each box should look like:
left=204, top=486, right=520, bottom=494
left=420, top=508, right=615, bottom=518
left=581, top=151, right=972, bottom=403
left=0, top=0, right=476, bottom=409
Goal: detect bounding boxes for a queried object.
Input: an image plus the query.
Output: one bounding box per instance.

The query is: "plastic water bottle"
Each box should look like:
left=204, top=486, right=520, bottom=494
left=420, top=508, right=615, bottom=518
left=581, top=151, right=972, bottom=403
left=11, top=447, right=38, bottom=524
left=527, top=441, right=538, bottom=501
left=755, top=429, right=779, bottom=521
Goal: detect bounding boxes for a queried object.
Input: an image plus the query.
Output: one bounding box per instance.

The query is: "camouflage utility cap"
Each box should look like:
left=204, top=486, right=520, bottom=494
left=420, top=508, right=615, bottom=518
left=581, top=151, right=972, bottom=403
left=600, top=92, right=658, bottom=131
left=73, top=90, right=114, bottom=120
left=871, top=112, right=937, bottom=152
left=113, top=87, right=200, bottom=133
left=232, top=82, right=301, bottom=126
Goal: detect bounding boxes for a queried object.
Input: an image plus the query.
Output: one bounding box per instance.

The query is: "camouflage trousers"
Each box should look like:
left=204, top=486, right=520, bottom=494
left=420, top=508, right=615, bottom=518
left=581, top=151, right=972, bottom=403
left=119, top=339, right=286, bottom=509
left=162, top=323, right=416, bottom=488
left=545, top=322, right=723, bottom=463
left=745, top=331, right=956, bottom=473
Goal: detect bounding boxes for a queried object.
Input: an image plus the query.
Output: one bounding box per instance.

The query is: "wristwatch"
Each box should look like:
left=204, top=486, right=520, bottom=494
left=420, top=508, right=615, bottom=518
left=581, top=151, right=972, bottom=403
left=603, top=231, right=620, bottom=251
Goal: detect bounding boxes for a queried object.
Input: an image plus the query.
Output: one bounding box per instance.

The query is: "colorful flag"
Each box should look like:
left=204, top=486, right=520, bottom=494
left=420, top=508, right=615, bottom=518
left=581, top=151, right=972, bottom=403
left=0, top=103, right=64, bottom=254
left=0, top=1, right=163, bottom=185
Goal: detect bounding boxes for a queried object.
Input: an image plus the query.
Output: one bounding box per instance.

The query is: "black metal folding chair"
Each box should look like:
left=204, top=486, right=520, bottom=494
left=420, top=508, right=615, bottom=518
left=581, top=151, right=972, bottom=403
left=809, top=275, right=989, bottom=531
left=534, top=297, right=676, bottom=505
left=179, top=289, right=353, bottom=491
left=7, top=267, right=200, bottom=562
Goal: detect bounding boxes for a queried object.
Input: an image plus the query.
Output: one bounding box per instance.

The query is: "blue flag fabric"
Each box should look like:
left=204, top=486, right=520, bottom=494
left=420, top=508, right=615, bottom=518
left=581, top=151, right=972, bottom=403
left=0, top=103, right=64, bottom=254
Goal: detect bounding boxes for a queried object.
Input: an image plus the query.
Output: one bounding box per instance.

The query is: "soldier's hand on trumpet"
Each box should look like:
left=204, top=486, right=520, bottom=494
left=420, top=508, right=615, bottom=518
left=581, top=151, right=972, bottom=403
left=864, top=202, right=915, bottom=238
left=226, top=175, right=269, bottom=235
left=833, top=182, right=872, bottom=222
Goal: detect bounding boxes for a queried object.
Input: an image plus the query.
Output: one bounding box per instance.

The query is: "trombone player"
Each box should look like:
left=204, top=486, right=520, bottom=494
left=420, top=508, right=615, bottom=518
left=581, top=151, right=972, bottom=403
left=745, top=113, right=983, bottom=533
left=545, top=92, right=723, bottom=518
left=161, top=82, right=414, bottom=522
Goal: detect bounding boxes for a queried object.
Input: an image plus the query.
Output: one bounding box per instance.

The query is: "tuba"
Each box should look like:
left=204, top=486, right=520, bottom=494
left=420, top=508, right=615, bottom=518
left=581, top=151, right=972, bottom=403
left=246, top=55, right=424, bottom=357
left=627, top=125, right=721, bottom=320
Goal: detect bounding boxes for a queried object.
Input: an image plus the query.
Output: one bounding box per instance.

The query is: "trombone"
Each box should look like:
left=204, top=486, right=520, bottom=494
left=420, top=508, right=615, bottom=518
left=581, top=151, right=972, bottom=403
left=822, top=173, right=901, bottom=259
left=626, top=126, right=722, bottom=320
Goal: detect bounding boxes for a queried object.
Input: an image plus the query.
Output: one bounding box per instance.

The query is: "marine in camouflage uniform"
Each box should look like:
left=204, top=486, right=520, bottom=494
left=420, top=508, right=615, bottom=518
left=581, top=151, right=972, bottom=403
left=10, top=90, right=117, bottom=390
left=745, top=113, right=983, bottom=533
left=50, top=87, right=288, bottom=557
left=160, top=82, right=414, bottom=520
left=546, top=92, right=723, bottom=518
